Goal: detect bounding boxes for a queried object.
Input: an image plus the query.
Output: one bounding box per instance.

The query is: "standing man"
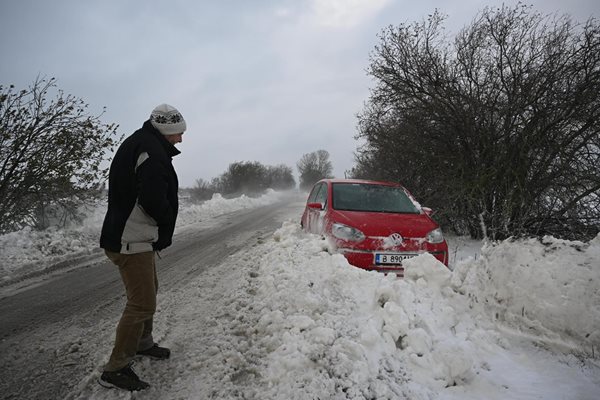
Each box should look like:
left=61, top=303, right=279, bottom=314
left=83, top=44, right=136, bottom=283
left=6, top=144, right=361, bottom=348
left=98, top=104, right=186, bottom=391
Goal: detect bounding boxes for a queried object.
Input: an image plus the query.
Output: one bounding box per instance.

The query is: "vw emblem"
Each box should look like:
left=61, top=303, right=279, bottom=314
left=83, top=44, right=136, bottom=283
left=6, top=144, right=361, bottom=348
left=389, top=233, right=403, bottom=245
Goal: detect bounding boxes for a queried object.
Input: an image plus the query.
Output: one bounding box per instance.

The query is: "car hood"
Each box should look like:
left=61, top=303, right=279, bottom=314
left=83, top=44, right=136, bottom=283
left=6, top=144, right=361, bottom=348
left=329, top=209, right=438, bottom=238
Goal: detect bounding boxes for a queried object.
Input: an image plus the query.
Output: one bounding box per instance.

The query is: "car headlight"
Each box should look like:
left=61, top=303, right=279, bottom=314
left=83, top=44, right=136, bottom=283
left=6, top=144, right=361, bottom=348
left=426, top=227, right=444, bottom=244
left=332, top=223, right=365, bottom=242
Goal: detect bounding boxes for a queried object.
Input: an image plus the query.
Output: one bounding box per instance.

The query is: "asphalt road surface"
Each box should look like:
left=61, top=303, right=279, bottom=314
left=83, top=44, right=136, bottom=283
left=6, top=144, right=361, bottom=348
left=0, top=197, right=303, bottom=400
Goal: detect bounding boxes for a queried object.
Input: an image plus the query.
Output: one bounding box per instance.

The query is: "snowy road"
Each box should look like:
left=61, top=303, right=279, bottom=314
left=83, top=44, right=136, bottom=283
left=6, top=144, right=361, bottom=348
left=0, top=196, right=304, bottom=400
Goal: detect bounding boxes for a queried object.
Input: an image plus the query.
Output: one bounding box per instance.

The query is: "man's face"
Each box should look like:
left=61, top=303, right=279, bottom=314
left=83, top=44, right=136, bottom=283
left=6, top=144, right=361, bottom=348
left=165, top=133, right=183, bottom=145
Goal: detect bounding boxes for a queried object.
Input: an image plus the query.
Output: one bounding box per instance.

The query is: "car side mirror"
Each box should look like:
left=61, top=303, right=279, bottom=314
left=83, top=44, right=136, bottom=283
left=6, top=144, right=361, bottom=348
left=307, top=202, right=324, bottom=210
left=422, top=206, right=434, bottom=216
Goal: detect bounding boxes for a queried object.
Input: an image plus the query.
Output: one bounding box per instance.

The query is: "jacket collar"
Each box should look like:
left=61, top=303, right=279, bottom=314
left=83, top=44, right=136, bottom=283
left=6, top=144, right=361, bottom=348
left=143, top=120, right=181, bottom=158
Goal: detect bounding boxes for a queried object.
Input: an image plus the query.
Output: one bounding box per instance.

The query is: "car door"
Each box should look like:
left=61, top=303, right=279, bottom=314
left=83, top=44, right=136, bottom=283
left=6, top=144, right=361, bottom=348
left=302, top=183, right=321, bottom=231
left=307, top=182, right=328, bottom=234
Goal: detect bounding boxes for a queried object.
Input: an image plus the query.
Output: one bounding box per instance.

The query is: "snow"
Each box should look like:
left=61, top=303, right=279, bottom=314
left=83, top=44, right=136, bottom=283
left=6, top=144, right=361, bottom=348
left=1, top=191, right=599, bottom=399
left=0, top=189, right=283, bottom=283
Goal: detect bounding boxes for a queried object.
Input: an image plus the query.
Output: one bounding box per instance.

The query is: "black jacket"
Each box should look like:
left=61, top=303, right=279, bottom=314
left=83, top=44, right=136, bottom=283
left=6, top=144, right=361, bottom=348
left=100, top=120, right=180, bottom=253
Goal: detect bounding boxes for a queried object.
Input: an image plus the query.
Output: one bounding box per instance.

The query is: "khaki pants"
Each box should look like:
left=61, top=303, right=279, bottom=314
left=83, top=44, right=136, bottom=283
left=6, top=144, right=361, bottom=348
left=104, top=250, right=158, bottom=371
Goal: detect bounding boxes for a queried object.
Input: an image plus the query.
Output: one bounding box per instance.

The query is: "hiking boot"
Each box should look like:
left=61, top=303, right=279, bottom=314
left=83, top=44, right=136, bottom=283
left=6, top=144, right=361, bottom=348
left=137, top=343, right=170, bottom=360
left=99, top=363, right=150, bottom=391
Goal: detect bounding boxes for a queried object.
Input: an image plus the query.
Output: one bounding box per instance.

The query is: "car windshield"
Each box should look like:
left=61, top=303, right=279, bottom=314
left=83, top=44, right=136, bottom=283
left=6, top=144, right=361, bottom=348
left=332, top=183, right=420, bottom=214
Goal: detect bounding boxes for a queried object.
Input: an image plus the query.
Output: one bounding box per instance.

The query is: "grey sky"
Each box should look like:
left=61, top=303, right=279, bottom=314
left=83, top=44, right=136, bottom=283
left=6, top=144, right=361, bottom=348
left=1, top=0, right=598, bottom=187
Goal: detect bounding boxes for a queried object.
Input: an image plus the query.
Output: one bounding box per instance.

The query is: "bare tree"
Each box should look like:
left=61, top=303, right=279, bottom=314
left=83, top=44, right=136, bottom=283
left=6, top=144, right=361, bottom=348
left=0, top=77, right=120, bottom=233
left=354, top=5, right=600, bottom=239
left=297, top=150, right=334, bottom=190
left=189, top=178, right=215, bottom=202
left=219, top=161, right=268, bottom=196
left=266, top=164, right=296, bottom=190
left=209, top=161, right=295, bottom=197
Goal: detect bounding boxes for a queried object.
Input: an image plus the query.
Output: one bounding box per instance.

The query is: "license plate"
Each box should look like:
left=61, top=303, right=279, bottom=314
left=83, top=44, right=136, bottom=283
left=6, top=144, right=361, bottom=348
left=375, top=253, right=417, bottom=265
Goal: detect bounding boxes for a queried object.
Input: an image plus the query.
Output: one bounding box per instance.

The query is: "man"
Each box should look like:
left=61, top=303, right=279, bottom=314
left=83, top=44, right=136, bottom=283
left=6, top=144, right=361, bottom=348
left=98, top=104, right=186, bottom=391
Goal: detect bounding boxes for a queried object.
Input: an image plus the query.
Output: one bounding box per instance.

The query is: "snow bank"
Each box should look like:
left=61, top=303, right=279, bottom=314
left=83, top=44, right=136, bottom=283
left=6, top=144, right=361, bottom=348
left=177, top=189, right=281, bottom=229
left=452, top=234, right=600, bottom=353
left=0, top=202, right=106, bottom=282
left=245, top=223, right=599, bottom=399
left=0, top=190, right=283, bottom=283
left=247, top=222, right=488, bottom=399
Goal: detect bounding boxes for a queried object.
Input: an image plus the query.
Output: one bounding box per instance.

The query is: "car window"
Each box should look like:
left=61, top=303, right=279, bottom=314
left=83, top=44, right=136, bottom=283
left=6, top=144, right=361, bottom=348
left=314, top=183, right=328, bottom=205
left=332, top=183, right=419, bottom=213
left=307, top=184, right=322, bottom=203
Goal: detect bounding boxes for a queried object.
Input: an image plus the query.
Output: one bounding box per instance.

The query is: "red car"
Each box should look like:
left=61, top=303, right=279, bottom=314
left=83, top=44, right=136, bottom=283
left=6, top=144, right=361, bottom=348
left=301, top=179, right=448, bottom=276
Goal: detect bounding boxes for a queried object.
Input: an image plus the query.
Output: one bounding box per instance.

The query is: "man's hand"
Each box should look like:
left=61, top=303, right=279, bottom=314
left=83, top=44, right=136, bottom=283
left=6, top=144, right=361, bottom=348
left=153, top=237, right=172, bottom=251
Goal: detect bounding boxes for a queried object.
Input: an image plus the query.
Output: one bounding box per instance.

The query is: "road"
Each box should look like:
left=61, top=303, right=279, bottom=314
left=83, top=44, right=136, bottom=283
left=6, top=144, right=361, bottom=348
left=0, top=198, right=303, bottom=400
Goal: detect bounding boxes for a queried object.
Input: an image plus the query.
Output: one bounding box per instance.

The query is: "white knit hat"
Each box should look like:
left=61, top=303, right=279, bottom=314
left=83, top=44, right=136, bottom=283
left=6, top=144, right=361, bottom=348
left=150, top=104, right=187, bottom=135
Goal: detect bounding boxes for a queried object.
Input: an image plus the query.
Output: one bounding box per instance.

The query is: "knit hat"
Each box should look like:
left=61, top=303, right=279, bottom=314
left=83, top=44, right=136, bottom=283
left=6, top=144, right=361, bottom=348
left=150, top=104, right=187, bottom=135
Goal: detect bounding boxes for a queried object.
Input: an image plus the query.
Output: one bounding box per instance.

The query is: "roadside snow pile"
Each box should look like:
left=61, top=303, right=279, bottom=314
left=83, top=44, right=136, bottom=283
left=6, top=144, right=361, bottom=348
left=452, top=234, right=600, bottom=353
left=0, top=190, right=283, bottom=283
left=177, top=189, right=282, bottom=229
left=0, top=202, right=106, bottom=282
left=239, top=222, right=600, bottom=399
left=249, top=221, right=486, bottom=399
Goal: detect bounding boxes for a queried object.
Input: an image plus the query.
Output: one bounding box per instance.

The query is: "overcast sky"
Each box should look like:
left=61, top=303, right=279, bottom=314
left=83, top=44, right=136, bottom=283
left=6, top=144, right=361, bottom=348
left=1, top=0, right=598, bottom=187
